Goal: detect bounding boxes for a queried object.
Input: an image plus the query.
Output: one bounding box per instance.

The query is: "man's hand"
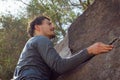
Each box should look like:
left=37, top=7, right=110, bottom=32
left=87, top=42, right=114, bottom=55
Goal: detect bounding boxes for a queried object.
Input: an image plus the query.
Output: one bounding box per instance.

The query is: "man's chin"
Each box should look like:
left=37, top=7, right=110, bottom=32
left=50, top=34, right=56, bottom=39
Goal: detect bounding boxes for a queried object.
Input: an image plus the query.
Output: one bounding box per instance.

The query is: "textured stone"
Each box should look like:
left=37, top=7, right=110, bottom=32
left=55, top=0, right=120, bottom=80
left=55, top=34, right=71, bottom=58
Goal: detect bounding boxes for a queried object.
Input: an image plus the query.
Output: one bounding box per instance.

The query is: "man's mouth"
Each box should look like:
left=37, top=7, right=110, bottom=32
left=50, top=28, right=54, bottom=31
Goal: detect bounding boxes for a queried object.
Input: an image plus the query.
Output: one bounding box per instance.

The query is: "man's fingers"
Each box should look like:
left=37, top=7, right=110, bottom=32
left=104, top=47, right=113, bottom=50
left=101, top=45, right=114, bottom=50
left=102, top=45, right=113, bottom=48
left=100, top=49, right=111, bottom=53
left=109, top=45, right=114, bottom=48
left=100, top=47, right=113, bottom=53
left=88, top=42, right=114, bottom=55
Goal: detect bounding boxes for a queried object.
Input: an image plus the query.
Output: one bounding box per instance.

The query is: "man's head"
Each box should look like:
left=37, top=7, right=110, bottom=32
left=27, top=16, right=55, bottom=39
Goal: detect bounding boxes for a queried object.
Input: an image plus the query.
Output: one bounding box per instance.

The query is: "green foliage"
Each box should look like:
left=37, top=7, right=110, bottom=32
left=24, top=0, right=94, bottom=43
left=26, top=0, right=79, bottom=43
left=79, top=0, right=95, bottom=10
left=0, top=15, right=28, bottom=80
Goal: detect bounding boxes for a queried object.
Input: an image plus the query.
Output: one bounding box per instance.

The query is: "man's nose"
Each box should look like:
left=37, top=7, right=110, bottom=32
left=51, top=24, right=55, bottom=29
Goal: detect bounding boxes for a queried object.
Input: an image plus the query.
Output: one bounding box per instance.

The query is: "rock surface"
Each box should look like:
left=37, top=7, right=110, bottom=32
left=55, top=0, right=120, bottom=80
left=55, top=34, right=71, bottom=58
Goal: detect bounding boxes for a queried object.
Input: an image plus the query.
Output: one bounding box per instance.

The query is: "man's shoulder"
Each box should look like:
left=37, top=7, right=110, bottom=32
left=28, top=35, right=49, bottom=42
left=28, top=36, right=53, bottom=46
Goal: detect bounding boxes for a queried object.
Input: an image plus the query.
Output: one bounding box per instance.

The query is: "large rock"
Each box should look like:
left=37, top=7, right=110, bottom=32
left=56, top=0, right=120, bottom=80
left=55, top=34, right=71, bottom=58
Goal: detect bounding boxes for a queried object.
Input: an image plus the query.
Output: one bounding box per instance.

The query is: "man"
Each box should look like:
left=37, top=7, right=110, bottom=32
left=13, top=16, right=113, bottom=80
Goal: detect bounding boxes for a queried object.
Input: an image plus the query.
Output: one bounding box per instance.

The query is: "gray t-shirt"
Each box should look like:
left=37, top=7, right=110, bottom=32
left=13, top=36, right=94, bottom=80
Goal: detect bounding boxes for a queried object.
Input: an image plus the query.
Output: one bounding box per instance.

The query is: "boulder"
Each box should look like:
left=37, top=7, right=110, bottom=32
left=56, top=0, right=120, bottom=80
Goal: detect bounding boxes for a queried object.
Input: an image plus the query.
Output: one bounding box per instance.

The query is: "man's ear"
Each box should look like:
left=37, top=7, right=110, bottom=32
left=35, top=25, right=41, bottom=31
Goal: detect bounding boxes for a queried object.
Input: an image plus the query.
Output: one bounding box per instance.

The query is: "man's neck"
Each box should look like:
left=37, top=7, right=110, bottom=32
left=34, top=34, right=50, bottom=39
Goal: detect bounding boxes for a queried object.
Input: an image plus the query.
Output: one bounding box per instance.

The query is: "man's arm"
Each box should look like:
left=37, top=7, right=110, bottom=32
left=34, top=36, right=94, bottom=74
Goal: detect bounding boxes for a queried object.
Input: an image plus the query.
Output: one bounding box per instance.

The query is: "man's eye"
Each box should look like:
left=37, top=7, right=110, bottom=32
left=48, top=23, right=51, bottom=25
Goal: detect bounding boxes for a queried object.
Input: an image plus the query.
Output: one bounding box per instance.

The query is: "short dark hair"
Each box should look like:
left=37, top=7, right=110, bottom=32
left=27, top=16, right=50, bottom=37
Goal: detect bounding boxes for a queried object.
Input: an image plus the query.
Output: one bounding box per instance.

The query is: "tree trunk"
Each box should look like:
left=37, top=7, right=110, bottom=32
left=55, top=0, right=120, bottom=80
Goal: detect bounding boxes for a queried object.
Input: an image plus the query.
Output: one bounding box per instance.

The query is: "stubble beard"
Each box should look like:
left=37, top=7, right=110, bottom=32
left=49, top=33, right=56, bottom=39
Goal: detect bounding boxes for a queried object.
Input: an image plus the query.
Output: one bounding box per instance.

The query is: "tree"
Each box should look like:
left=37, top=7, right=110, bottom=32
left=19, top=0, right=94, bottom=43
left=0, top=15, right=28, bottom=80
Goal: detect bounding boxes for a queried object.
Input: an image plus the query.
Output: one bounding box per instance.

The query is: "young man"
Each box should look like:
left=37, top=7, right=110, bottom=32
left=13, top=16, right=113, bottom=80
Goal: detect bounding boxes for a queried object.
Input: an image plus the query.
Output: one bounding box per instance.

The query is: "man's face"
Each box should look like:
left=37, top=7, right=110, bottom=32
left=40, top=19, right=55, bottom=39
